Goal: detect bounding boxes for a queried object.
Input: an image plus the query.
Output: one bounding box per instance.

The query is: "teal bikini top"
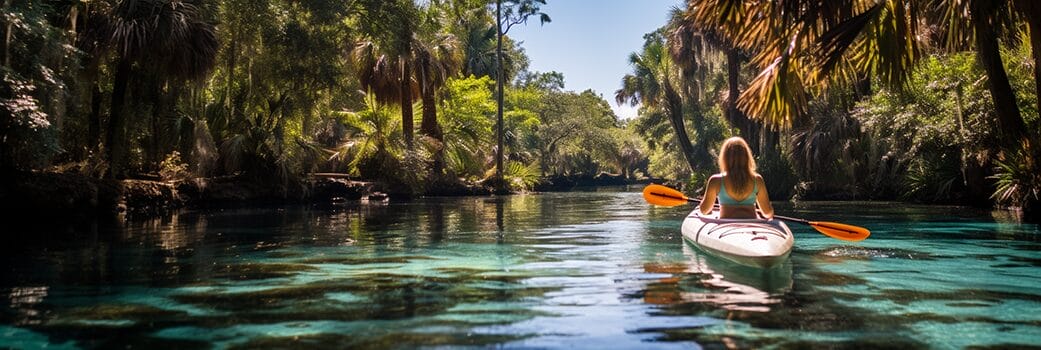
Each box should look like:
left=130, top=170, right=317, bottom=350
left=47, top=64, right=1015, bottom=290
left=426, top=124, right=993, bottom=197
left=718, top=175, right=757, bottom=206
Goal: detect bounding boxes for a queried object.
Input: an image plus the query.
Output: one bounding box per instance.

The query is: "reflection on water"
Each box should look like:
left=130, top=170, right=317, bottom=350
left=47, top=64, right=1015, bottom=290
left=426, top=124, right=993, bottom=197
left=641, top=244, right=792, bottom=313
left=0, top=190, right=1040, bottom=349
left=7, top=287, right=47, bottom=326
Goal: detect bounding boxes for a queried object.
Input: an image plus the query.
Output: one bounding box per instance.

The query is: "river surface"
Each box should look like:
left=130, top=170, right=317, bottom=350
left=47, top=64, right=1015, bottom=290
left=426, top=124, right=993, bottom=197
left=2, top=188, right=1041, bottom=349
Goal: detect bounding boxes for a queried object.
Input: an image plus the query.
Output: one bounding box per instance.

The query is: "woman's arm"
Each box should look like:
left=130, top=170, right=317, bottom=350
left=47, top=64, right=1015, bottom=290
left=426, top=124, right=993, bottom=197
left=699, top=176, right=720, bottom=215
left=755, top=175, right=774, bottom=219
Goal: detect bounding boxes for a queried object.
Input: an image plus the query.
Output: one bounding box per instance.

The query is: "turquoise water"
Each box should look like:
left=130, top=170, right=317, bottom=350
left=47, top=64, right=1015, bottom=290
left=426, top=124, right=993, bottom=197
left=2, top=188, right=1040, bottom=349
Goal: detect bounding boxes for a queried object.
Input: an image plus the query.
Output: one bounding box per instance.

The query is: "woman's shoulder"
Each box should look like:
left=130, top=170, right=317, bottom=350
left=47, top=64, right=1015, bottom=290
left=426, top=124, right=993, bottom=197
left=706, top=174, right=723, bottom=186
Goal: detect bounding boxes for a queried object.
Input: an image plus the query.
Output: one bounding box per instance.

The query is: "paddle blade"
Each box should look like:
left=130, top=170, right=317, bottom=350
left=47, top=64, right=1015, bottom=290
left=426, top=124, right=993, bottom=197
left=642, top=184, right=691, bottom=207
left=808, top=221, right=871, bottom=241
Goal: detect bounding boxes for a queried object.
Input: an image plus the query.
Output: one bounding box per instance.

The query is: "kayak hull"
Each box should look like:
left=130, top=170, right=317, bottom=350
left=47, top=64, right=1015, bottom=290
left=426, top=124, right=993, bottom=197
left=681, top=210, right=794, bottom=269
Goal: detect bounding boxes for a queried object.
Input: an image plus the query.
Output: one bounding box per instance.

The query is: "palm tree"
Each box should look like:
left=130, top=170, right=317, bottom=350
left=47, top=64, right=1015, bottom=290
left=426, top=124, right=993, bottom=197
left=933, top=0, right=1027, bottom=146
left=494, top=0, right=548, bottom=189
left=684, top=0, right=1029, bottom=148
left=352, top=0, right=421, bottom=149
left=414, top=4, right=461, bottom=174
left=437, top=76, right=495, bottom=178
left=616, top=34, right=703, bottom=173
left=668, top=5, right=766, bottom=153
left=683, top=0, right=921, bottom=126
left=78, top=0, right=218, bottom=178
left=330, top=94, right=403, bottom=176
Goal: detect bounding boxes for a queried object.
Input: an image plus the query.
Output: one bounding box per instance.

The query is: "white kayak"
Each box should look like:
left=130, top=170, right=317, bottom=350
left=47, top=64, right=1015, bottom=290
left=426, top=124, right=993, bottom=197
left=681, top=210, right=794, bottom=269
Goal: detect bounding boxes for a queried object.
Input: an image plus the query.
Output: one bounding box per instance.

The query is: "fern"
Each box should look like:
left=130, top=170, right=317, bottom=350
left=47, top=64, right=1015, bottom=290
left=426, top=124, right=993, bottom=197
left=991, top=147, right=1041, bottom=208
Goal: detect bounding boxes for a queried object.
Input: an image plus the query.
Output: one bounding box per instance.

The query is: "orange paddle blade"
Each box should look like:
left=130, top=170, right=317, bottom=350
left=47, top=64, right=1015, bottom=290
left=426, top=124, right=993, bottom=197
left=808, top=221, right=871, bottom=241
left=642, top=184, right=691, bottom=207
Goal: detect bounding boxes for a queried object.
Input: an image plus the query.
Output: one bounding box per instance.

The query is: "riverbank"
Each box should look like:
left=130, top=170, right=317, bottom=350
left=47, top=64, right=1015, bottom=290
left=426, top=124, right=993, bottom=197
left=5, top=170, right=1033, bottom=223
left=0, top=171, right=374, bottom=220
left=0, top=171, right=656, bottom=222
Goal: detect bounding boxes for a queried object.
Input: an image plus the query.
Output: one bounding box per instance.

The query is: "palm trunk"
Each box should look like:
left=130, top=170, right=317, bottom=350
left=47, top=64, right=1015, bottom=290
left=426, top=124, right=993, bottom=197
left=3, top=0, right=11, bottom=68
left=89, top=82, right=102, bottom=152
left=106, top=58, right=131, bottom=178
left=400, top=61, right=414, bottom=150
left=226, top=31, right=237, bottom=118
left=150, top=82, right=164, bottom=171
left=495, top=0, right=505, bottom=189
left=664, top=82, right=699, bottom=174
left=420, top=84, right=444, bottom=174
left=972, top=2, right=1026, bottom=146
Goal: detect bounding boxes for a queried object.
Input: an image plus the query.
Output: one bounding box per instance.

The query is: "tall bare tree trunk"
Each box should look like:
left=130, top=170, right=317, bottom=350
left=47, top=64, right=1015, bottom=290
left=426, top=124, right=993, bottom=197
left=400, top=61, right=414, bottom=150
left=89, top=82, right=102, bottom=152
left=664, top=81, right=700, bottom=174
left=420, top=83, right=444, bottom=174
left=495, top=0, right=505, bottom=189
left=107, top=58, right=132, bottom=178
left=3, top=0, right=11, bottom=68
left=972, top=1, right=1027, bottom=147
left=226, top=31, right=237, bottom=118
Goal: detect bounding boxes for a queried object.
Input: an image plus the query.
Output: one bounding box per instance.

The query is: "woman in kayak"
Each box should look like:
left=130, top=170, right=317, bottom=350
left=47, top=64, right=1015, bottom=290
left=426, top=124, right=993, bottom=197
left=698, top=137, right=774, bottom=219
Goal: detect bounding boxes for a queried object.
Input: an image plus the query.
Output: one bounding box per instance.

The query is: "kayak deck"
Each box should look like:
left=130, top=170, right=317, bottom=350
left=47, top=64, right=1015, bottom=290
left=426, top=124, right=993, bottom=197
left=681, top=210, right=794, bottom=268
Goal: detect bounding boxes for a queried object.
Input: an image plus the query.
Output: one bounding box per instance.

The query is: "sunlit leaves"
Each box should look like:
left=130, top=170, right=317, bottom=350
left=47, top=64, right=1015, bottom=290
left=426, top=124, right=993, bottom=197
left=332, top=95, right=403, bottom=174
left=683, top=0, right=924, bottom=129
left=1, top=74, right=49, bottom=130
left=440, top=76, right=495, bottom=177
left=1, top=1, right=76, bottom=169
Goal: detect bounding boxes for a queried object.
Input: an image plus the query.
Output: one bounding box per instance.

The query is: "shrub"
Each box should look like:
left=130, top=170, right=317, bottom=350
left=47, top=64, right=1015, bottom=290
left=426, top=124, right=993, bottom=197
left=159, top=151, right=191, bottom=181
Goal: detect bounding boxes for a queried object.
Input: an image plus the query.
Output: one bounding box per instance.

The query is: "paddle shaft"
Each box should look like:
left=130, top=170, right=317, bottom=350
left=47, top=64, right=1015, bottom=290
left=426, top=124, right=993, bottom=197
left=654, top=192, right=823, bottom=227
left=643, top=183, right=869, bottom=240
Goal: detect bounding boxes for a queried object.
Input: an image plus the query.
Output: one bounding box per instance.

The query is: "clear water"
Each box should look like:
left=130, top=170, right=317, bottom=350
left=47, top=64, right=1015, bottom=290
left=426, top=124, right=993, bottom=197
left=2, top=188, right=1040, bottom=349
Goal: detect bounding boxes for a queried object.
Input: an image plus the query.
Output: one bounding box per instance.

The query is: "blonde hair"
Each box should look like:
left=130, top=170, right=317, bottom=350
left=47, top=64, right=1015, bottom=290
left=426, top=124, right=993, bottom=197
left=718, top=137, right=757, bottom=194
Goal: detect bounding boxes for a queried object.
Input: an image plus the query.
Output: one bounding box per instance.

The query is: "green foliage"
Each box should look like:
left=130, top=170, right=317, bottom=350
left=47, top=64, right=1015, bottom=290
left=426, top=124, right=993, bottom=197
left=529, top=89, right=620, bottom=176
left=332, top=96, right=403, bottom=175
left=991, top=146, right=1041, bottom=210
left=503, top=85, right=542, bottom=163
left=354, top=147, right=427, bottom=194
left=603, top=128, right=649, bottom=179
left=159, top=151, right=190, bottom=181
left=0, top=1, right=73, bottom=170
left=439, top=76, right=495, bottom=178
left=12, top=0, right=1038, bottom=217
left=851, top=52, right=1000, bottom=202
left=756, top=145, right=796, bottom=199
left=502, top=160, right=540, bottom=191
left=790, top=96, right=865, bottom=197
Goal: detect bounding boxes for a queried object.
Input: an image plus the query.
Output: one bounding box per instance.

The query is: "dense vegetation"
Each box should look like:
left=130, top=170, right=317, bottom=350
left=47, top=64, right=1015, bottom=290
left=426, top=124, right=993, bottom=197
left=0, top=0, right=638, bottom=195
left=1, top=0, right=1039, bottom=218
left=620, top=0, right=1041, bottom=218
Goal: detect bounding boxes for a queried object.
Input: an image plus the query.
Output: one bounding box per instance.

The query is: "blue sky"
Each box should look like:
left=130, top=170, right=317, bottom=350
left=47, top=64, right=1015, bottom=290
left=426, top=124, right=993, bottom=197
left=509, top=0, right=682, bottom=119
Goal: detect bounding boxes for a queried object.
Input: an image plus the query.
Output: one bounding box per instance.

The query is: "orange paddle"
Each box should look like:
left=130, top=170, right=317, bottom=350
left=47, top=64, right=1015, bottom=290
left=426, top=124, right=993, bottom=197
left=642, top=184, right=870, bottom=242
